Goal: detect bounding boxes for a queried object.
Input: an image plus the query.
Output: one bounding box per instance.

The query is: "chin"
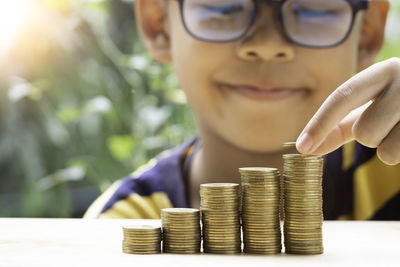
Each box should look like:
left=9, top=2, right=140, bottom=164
left=239, top=142, right=289, bottom=154
left=214, top=119, right=303, bottom=153
left=224, top=132, right=298, bottom=154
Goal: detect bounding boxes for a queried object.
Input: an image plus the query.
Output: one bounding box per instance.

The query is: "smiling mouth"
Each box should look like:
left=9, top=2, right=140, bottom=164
left=221, top=84, right=310, bottom=101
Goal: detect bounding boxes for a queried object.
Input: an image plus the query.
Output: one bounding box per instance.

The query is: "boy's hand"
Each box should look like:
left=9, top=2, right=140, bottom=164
left=296, top=57, right=400, bottom=165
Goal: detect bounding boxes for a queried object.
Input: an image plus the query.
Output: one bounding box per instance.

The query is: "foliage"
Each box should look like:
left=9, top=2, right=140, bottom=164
left=0, top=0, right=195, bottom=217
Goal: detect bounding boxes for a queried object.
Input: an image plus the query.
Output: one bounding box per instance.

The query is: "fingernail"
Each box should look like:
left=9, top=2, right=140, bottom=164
left=297, top=133, right=314, bottom=154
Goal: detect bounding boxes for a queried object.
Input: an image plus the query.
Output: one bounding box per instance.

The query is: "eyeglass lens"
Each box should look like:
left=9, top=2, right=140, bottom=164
left=182, top=0, right=354, bottom=47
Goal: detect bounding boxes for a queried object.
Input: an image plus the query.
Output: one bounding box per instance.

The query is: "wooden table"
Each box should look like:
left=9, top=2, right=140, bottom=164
left=0, top=219, right=399, bottom=266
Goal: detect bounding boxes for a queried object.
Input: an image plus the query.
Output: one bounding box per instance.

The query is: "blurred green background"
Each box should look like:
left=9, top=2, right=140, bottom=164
left=0, top=0, right=399, bottom=218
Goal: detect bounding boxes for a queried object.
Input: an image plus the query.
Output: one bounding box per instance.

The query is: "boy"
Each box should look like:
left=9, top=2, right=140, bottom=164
left=85, top=0, right=400, bottom=220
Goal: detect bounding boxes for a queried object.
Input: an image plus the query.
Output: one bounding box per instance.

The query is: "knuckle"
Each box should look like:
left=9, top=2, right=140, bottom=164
left=387, top=57, right=400, bottom=77
left=337, top=123, right=347, bottom=143
left=311, top=114, right=327, bottom=134
left=377, top=144, right=400, bottom=166
left=335, top=83, right=354, bottom=103
left=352, top=120, right=380, bottom=148
left=387, top=57, right=400, bottom=68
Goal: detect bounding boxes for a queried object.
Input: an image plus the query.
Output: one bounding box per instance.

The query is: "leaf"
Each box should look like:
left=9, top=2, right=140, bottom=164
left=138, top=106, right=172, bottom=133
left=37, top=166, right=86, bottom=191
left=57, top=107, right=82, bottom=123
left=84, top=95, right=112, bottom=114
left=107, top=135, right=136, bottom=161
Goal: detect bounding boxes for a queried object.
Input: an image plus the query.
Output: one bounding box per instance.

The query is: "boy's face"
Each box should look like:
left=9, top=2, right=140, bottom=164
left=141, top=0, right=387, bottom=153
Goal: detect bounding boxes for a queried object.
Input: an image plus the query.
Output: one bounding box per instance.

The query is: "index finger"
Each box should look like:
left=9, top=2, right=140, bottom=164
left=296, top=59, right=395, bottom=154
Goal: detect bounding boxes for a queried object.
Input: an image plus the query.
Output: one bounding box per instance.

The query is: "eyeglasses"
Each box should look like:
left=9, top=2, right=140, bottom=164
left=173, top=0, right=369, bottom=48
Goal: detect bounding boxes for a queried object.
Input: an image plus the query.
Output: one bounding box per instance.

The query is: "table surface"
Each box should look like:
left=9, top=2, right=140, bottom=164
left=0, top=219, right=399, bottom=267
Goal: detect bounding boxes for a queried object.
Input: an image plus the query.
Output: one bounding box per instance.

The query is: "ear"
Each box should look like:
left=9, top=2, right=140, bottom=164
left=357, top=0, right=390, bottom=72
left=135, top=0, right=171, bottom=63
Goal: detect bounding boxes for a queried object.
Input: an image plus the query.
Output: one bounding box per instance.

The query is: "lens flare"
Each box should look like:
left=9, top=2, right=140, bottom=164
left=0, top=0, right=31, bottom=52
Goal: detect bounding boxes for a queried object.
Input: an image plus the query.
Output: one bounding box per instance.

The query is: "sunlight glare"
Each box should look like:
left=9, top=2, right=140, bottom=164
left=0, top=0, right=31, bottom=51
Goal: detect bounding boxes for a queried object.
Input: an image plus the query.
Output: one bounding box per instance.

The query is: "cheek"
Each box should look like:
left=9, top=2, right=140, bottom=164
left=169, top=19, right=233, bottom=118
left=307, top=16, right=362, bottom=106
left=172, top=43, right=218, bottom=117
left=305, top=35, right=359, bottom=112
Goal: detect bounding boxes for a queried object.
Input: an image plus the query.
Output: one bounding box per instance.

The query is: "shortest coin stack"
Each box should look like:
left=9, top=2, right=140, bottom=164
left=161, top=208, right=201, bottom=254
left=122, top=225, right=161, bottom=254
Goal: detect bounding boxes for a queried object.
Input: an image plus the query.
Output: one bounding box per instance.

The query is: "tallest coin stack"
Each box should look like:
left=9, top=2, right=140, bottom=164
left=283, top=154, right=324, bottom=254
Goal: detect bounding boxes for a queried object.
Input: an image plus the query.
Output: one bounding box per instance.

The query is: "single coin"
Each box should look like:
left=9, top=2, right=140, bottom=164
left=282, top=142, right=297, bottom=148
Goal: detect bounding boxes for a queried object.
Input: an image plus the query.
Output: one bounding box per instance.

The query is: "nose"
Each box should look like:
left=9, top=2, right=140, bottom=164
left=236, top=7, right=295, bottom=62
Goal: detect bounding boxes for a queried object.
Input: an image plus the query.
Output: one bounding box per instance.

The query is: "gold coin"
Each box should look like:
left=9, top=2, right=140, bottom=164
left=282, top=142, right=297, bottom=148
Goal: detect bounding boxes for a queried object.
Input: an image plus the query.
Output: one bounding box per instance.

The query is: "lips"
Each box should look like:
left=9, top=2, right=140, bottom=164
left=221, top=83, right=309, bottom=101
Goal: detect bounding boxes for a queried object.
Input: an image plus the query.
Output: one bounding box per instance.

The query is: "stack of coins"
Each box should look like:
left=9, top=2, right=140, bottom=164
left=200, top=183, right=241, bottom=254
left=161, top=208, right=201, bottom=254
left=122, top=225, right=161, bottom=254
left=239, top=167, right=282, bottom=254
left=283, top=154, right=324, bottom=255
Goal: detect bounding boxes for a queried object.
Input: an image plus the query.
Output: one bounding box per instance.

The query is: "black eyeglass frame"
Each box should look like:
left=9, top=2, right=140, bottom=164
left=172, top=0, right=370, bottom=48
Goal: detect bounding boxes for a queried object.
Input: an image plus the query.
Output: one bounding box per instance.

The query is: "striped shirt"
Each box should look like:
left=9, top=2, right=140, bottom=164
left=84, top=137, right=400, bottom=220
